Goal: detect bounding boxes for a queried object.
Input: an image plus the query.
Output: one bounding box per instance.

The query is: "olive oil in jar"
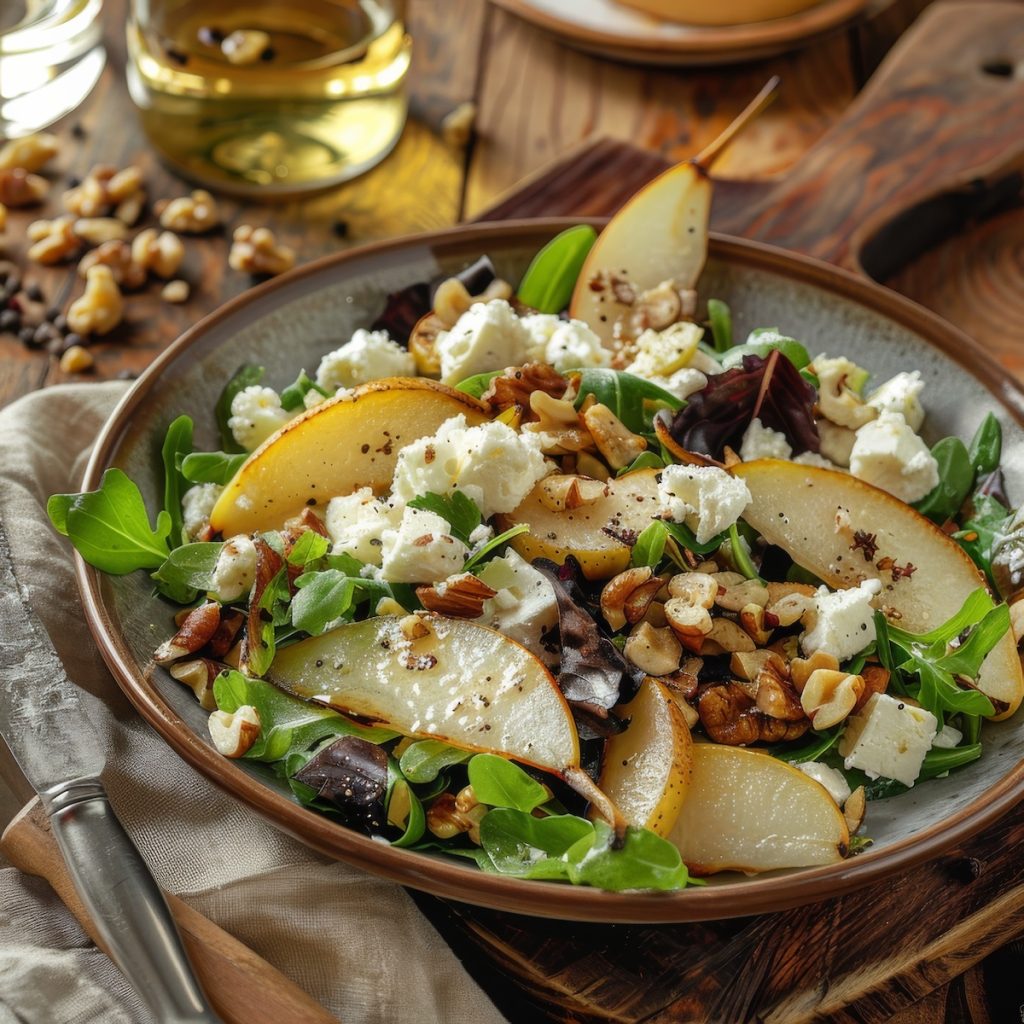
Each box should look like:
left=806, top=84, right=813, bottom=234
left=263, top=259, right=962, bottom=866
left=126, top=0, right=410, bottom=196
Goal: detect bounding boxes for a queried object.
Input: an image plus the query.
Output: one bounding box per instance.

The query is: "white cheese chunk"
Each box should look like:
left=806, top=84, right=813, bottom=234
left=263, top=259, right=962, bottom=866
left=227, top=386, right=295, bottom=451
left=739, top=417, right=792, bottom=461
left=435, top=299, right=532, bottom=385
left=626, top=321, right=703, bottom=379
left=817, top=419, right=856, bottom=467
left=651, top=366, right=708, bottom=402
left=814, top=354, right=877, bottom=430
left=849, top=411, right=940, bottom=503
left=658, top=464, right=751, bottom=545
left=324, top=487, right=399, bottom=565
left=839, top=692, right=938, bottom=787
left=182, top=483, right=223, bottom=541
left=210, top=534, right=257, bottom=602
left=521, top=314, right=609, bottom=371
left=931, top=724, right=963, bottom=749
left=475, top=550, right=560, bottom=665
left=866, top=370, right=925, bottom=432
left=795, top=761, right=852, bottom=806
left=801, top=578, right=881, bottom=662
left=315, top=328, right=415, bottom=391
left=792, top=451, right=841, bottom=470
left=379, top=507, right=469, bottom=584
left=391, top=414, right=550, bottom=519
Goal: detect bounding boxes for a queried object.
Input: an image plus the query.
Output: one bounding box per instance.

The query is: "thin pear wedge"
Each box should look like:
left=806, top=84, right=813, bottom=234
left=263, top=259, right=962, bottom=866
left=598, top=678, right=693, bottom=837
left=210, top=378, right=488, bottom=536
left=734, top=459, right=1024, bottom=719
left=670, top=744, right=850, bottom=875
left=497, top=469, right=662, bottom=580
left=267, top=615, right=581, bottom=773
left=569, top=79, right=778, bottom=343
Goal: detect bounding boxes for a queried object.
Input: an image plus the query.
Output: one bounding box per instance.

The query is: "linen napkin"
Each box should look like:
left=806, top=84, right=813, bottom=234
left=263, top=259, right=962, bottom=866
left=0, top=382, right=508, bottom=1024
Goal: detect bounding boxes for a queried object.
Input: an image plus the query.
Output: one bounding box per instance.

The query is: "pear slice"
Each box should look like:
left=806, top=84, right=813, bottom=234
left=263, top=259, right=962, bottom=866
left=267, top=615, right=580, bottom=773
left=598, top=678, right=693, bottom=837
left=670, top=744, right=849, bottom=875
left=568, top=79, right=779, bottom=343
left=496, top=469, right=662, bottom=580
left=210, top=378, right=488, bottom=536
left=734, top=459, right=1024, bottom=719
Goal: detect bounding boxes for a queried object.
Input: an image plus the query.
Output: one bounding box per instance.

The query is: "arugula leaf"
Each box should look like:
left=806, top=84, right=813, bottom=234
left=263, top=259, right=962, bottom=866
left=291, top=570, right=392, bottom=636
left=617, top=451, right=665, bottom=477
left=399, top=740, right=473, bottom=783
left=48, top=468, right=171, bottom=574
left=214, top=670, right=396, bottom=762
left=720, top=331, right=810, bottom=372
left=662, top=519, right=727, bottom=556
left=845, top=743, right=984, bottom=801
left=873, top=588, right=1006, bottom=721
left=914, top=437, right=973, bottom=523
left=286, top=530, right=329, bottom=567
left=462, top=523, right=530, bottom=572
left=707, top=298, right=732, bottom=353
left=467, top=754, right=549, bottom=812
left=571, top=369, right=683, bottom=435
left=479, top=810, right=595, bottom=879
left=151, top=542, right=223, bottom=594
left=216, top=364, right=264, bottom=453
left=408, top=491, right=482, bottom=544
left=180, top=451, right=248, bottom=486
left=516, top=224, right=597, bottom=314
left=161, top=416, right=193, bottom=548
left=631, top=520, right=668, bottom=569
left=968, top=412, right=1001, bottom=479
left=387, top=775, right=426, bottom=847
left=728, top=523, right=762, bottom=582
left=455, top=371, right=503, bottom=399
left=769, top=727, right=842, bottom=763
left=570, top=820, right=689, bottom=892
left=280, top=369, right=329, bottom=411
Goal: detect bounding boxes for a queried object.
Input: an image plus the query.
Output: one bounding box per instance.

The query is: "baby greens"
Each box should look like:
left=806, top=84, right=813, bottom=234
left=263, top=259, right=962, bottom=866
left=516, top=224, right=597, bottom=314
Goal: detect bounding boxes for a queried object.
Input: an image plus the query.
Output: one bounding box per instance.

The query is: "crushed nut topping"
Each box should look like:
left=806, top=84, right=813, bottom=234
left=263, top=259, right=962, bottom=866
left=228, top=224, right=295, bottom=276
left=416, top=574, right=497, bottom=618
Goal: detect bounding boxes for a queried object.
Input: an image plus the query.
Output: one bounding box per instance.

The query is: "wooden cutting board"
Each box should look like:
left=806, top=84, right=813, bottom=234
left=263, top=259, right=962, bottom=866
left=411, top=3, right=1024, bottom=1021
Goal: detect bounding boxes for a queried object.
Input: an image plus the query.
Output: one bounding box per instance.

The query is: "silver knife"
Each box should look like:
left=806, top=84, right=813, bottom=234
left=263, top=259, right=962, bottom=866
left=0, top=521, right=222, bottom=1024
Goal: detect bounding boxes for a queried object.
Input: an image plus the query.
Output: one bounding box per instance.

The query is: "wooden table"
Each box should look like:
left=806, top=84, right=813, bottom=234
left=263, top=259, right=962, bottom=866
left=1, top=0, right=1022, bottom=1020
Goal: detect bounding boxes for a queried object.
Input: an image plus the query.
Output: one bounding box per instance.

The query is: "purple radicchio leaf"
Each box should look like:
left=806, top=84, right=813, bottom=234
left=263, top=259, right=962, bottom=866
left=369, top=256, right=499, bottom=343
left=293, top=736, right=389, bottom=833
left=533, top=557, right=640, bottom=735
left=668, top=351, right=819, bottom=459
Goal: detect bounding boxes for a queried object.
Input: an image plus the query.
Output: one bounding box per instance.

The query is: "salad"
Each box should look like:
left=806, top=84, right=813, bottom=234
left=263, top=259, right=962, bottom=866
left=51, top=195, right=1024, bottom=894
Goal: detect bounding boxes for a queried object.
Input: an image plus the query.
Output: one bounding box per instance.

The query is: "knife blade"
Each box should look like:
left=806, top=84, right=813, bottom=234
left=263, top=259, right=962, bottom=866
left=0, top=520, right=222, bottom=1024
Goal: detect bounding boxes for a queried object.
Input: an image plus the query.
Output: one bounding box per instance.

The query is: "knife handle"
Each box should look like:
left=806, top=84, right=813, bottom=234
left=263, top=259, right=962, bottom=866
left=42, top=777, right=222, bottom=1024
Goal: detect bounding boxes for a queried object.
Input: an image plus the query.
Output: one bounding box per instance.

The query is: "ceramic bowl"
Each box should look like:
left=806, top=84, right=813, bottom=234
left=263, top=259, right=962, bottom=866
left=78, top=220, right=1024, bottom=923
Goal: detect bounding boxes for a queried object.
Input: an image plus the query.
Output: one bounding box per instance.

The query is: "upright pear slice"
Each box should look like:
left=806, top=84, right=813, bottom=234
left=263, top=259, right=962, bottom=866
left=497, top=469, right=662, bottom=580
left=210, top=378, right=488, bottom=536
left=734, top=460, right=1024, bottom=719
left=598, top=678, right=693, bottom=837
left=568, top=161, right=711, bottom=344
left=267, top=615, right=580, bottom=773
left=670, top=744, right=849, bottom=875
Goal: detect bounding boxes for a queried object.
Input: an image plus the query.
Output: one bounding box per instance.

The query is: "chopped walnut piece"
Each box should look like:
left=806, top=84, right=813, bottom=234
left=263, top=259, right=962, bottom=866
left=624, top=621, right=682, bottom=676
left=432, top=277, right=473, bottom=326
left=854, top=664, right=890, bottom=712
left=64, top=165, right=145, bottom=221
left=169, top=658, right=222, bottom=710
left=427, top=790, right=487, bottom=843
left=0, top=132, right=58, bottom=173
left=157, top=188, right=221, bottom=233
left=801, top=668, right=864, bottom=729
left=78, top=239, right=147, bottom=289
left=581, top=402, right=646, bottom=470
left=229, top=224, right=295, bottom=276
left=664, top=597, right=713, bottom=653
left=538, top=474, right=608, bottom=513
left=59, top=345, right=94, bottom=373
left=0, top=168, right=48, bottom=206
left=416, top=574, right=497, bottom=618
left=739, top=603, right=774, bottom=645
left=481, top=363, right=569, bottom=418
left=600, top=566, right=655, bottom=631
left=714, top=577, right=769, bottom=612
left=844, top=786, right=866, bottom=833
left=73, top=217, right=129, bottom=246
left=703, top=617, right=756, bottom=655
left=790, top=650, right=840, bottom=692
left=209, top=705, right=261, bottom=757
left=154, top=602, right=221, bottom=664
left=667, top=571, right=718, bottom=609
left=698, top=682, right=809, bottom=745
left=753, top=658, right=806, bottom=722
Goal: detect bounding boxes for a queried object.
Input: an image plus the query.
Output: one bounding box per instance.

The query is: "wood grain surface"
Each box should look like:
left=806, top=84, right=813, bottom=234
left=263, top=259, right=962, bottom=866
left=2, top=1, right=1022, bottom=1022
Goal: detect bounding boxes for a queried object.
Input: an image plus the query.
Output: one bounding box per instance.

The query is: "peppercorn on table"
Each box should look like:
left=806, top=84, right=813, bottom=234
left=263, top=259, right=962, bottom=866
left=1, top=0, right=1022, bottom=1021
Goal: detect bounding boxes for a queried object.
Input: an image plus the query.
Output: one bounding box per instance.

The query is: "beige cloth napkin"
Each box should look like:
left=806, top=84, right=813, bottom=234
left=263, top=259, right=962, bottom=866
left=0, top=382, right=508, bottom=1024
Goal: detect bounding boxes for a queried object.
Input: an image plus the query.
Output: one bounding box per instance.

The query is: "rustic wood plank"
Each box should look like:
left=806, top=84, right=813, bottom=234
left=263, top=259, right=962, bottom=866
left=0, top=0, right=486, bottom=408
left=463, top=5, right=857, bottom=218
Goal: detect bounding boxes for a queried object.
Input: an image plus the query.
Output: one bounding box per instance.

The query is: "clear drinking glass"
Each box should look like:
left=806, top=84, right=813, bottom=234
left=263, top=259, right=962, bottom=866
left=125, top=0, right=411, bottom=197
left=0, top=0, right=105, bottom=138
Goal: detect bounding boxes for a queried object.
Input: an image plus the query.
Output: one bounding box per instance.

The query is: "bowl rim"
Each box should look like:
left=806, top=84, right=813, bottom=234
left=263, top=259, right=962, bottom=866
left=76, top=218, right=1024, bottom=923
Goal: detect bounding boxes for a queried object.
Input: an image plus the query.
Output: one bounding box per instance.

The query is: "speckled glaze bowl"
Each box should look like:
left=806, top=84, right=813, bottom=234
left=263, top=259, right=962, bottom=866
left=78, top=220, right=1024, bottom=923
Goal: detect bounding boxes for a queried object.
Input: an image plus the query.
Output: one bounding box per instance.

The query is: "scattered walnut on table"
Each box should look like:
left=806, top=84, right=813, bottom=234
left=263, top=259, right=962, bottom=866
left=0, top=132, right=59, bottom=173
left=27, top=215, right=81, bottom=264
left=64, top=164, right=146, bottom=223
left=161, top=279, right=190, bottom=303
left=59, top=345, right=94, bottom=373
left=78, top=239, right=147, bottom=290
left=156, top=188, right=221, bottom=233
left=67, top=265, right=124, bottom=336
left=132, top=227, right=184, bottom=279
left=0, top=168, right=49, bottom=207
left=72, top=217, right=129, bottom=246
left=228, top=224, right=295, bottom=276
